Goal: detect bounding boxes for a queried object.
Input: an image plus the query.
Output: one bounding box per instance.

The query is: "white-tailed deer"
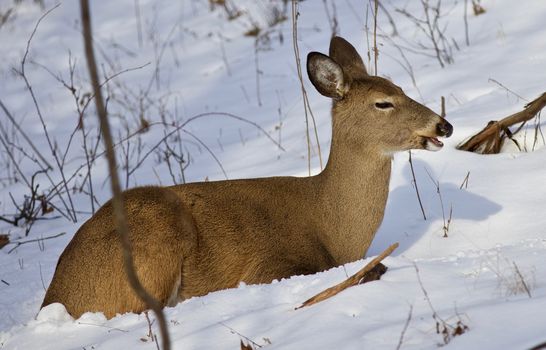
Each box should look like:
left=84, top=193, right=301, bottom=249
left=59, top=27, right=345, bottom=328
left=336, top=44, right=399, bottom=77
left=42, top=36, right=452, bottom=318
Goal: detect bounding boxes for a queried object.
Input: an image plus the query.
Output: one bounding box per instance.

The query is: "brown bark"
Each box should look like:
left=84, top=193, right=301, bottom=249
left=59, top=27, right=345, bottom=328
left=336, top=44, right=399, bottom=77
left=457, top=92, right=546, bottom=154
left=296, top=243, right=398, bottom=309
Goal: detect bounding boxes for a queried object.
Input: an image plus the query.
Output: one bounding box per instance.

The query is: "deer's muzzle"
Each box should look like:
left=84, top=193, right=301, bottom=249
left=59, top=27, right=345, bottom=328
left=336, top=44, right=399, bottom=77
left=436, top=119, right=453, bottom=137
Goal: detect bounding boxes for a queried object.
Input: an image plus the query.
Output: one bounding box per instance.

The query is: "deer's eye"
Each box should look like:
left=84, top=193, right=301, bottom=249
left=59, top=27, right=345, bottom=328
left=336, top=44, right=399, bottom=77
left=375, top=102, right=394, bottom=109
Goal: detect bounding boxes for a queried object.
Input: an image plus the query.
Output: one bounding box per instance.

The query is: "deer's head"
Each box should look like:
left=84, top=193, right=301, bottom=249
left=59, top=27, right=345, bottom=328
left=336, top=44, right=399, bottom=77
left=307, top=36, right=453, bottom=155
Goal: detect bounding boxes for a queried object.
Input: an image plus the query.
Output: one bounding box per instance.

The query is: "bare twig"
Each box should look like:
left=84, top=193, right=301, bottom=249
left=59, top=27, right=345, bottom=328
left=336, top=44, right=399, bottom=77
left=459, top=171, right=470, bottom=189
left=134, top=0, right=143, bottom=48
left=253, top=39, right=262, bottom=106
left=181, top=129, right=228, bottom=179
left=414, top=262, right=443, bottom=339
left=77, top=321, right=129, bottom=333
left=16, top=3, right=77, bottom=222
left=296, top=243, right=398, bottom=309
left=364, top=3, right=371, bottom=69
left=513, top=262, right=532, bottom=298
left=413, top=262, right=468, bottom=344
left=291, top=0, right=323, bottom=175
left=396, top=305, right=414, bottom=350
left=220, top=322, right=263, bottom=349
left=488, top=78, right=527, bottom=102
left=377, top=2, right=398, bottom=36
left=79, top=2, right=170, bottom=350
left=42, top=110, right=282, bottom=210
left=424, top=168, right=451, bottom=237
left=373, top=0, right=379, bottom=75
left=0, top=99, right=52, bottom=170
left=1, top=169, right=55, bottom=236
left=39, top=262, right=46, bottom=290
left=378, top=35, right=424, bottom=101
left=322, top=0, right=338, bottom=37
left=123, top=111, right=285, bottom=178
left=7, top=232, right=66, bottom=254
left=218, top=33, right=231, bottom=76
left=463, top=0, right=469, bottom=46
left=143, top=311, right=160, bottom=350
left=0, top=131, right=31, bottom=188
left=395, top=0, right=454, bottom=68
left=144, top=22, right=178, bottom=96
left=408, top=151, right=427, bottom=220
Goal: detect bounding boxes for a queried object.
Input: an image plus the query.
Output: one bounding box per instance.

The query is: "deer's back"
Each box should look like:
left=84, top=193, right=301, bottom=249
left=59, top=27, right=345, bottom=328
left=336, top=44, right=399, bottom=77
left=168, top=176, right=337, bottom=296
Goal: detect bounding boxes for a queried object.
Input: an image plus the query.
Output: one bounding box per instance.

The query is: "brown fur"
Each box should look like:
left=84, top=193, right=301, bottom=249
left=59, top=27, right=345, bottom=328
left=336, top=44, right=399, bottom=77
left=42, top=36, right=452, bottom=319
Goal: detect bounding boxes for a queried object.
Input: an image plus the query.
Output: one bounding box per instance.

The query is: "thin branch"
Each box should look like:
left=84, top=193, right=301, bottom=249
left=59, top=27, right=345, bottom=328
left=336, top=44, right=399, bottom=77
left=0, top=99, right=52, bottom=169
left=77, top=321, right=129, bottom=333
left=17, top=3, right=77, bottom=222
left=377, top=2, right=398, bottom=36
left=181, top=129, right=228, bottom=179
left=0, top=130, right=31, bottom=188
left=463, top=0, right=469, bottom=46
left=459, top=171, right=470, bottom=189
left=21, top=4, right=61, bottom=69
left=291, top=0, right=323, bottom=175
left=133, top=0, right=143, bottom=48
left=488, top=78, right=527, bottom=102
left=413, top=262, right=443, bottom=324
left=79, top=2, right=170, bottom=350
left=126, top=112, right=284, bottom=177
left=373, top=0, right=379, bottom=75
left=512, top=262, right=532, bottom=298
left=424, top=167, right=450, bottom=237
left=408, top=151, right=426, bottom=220
left=7, top=232, right=66, bottom=254
left=220, top=322, right=263, bottom=349
left=396, top=305, right=414, bottom=350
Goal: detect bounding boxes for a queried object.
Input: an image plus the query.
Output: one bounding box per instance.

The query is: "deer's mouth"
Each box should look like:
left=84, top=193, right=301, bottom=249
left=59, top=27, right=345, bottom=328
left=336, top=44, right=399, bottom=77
left=421, top=136, right=444, bottom=151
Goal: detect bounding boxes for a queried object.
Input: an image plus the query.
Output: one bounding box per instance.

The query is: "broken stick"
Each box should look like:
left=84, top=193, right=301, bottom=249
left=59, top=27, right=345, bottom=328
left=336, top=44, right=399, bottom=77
left=296, top=242, right=399, bottom=309
left=457, top=92, right=546, bottom=154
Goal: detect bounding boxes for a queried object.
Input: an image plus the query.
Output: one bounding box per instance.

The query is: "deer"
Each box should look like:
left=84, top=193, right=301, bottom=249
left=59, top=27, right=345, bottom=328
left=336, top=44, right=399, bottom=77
left=41, top=36, right=453, bottom=319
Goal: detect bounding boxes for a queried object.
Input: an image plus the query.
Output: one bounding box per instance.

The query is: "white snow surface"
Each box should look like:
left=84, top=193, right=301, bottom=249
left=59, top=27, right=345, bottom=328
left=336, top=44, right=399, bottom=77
left=1, top=0, right=545, bottom=349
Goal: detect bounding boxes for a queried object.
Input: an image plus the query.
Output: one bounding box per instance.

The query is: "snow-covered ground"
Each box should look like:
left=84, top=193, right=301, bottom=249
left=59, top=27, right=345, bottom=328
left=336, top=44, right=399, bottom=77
left=1, top=0, right=545, bottom=349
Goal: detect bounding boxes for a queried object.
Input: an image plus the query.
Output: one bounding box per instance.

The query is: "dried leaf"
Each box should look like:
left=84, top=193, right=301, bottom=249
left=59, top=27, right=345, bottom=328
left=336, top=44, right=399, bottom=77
left=240, top=340, right=254, bottom=350
left=0, top=234, right=9, bottom=250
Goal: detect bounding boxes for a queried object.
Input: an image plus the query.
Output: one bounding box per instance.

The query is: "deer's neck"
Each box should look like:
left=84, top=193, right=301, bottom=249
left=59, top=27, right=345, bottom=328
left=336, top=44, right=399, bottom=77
left=314, top=135, right=392, bottom=265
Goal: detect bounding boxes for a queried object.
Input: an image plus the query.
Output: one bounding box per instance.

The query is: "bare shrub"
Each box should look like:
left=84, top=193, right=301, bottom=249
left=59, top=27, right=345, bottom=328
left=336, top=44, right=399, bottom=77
left=414, top=263, right=469, bottom=345
left=485, top=254, right=535, bottom=298
left=395, top=0, right=458, bottom=68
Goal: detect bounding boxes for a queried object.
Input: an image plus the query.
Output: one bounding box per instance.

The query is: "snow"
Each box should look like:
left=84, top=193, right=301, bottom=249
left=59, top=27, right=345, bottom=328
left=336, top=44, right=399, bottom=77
left=1, top=0, right=545, bottom=349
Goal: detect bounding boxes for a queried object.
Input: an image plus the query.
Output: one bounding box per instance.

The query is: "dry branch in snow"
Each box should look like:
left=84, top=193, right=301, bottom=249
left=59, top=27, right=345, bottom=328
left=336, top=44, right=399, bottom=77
left=296, top=243, right=398, bottom=309
left=457, top=92, right=546, bottom=154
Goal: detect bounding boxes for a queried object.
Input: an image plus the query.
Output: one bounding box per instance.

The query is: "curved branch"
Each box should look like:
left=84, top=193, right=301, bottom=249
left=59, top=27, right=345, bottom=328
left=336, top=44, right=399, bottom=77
left=457, top=92, right=546, bottom=154
left=79, top=2, right=170, bottom=349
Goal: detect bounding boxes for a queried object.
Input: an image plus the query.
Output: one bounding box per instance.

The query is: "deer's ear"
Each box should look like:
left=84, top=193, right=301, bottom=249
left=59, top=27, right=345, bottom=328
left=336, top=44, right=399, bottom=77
left=307, top=52, right=347, bottom=99
left=329, top=36, right=368, bottom=79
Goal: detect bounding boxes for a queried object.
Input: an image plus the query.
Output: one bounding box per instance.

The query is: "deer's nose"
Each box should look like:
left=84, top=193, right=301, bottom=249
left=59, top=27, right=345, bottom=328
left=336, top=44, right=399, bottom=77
left=436, top=120, right=453, bottom=137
